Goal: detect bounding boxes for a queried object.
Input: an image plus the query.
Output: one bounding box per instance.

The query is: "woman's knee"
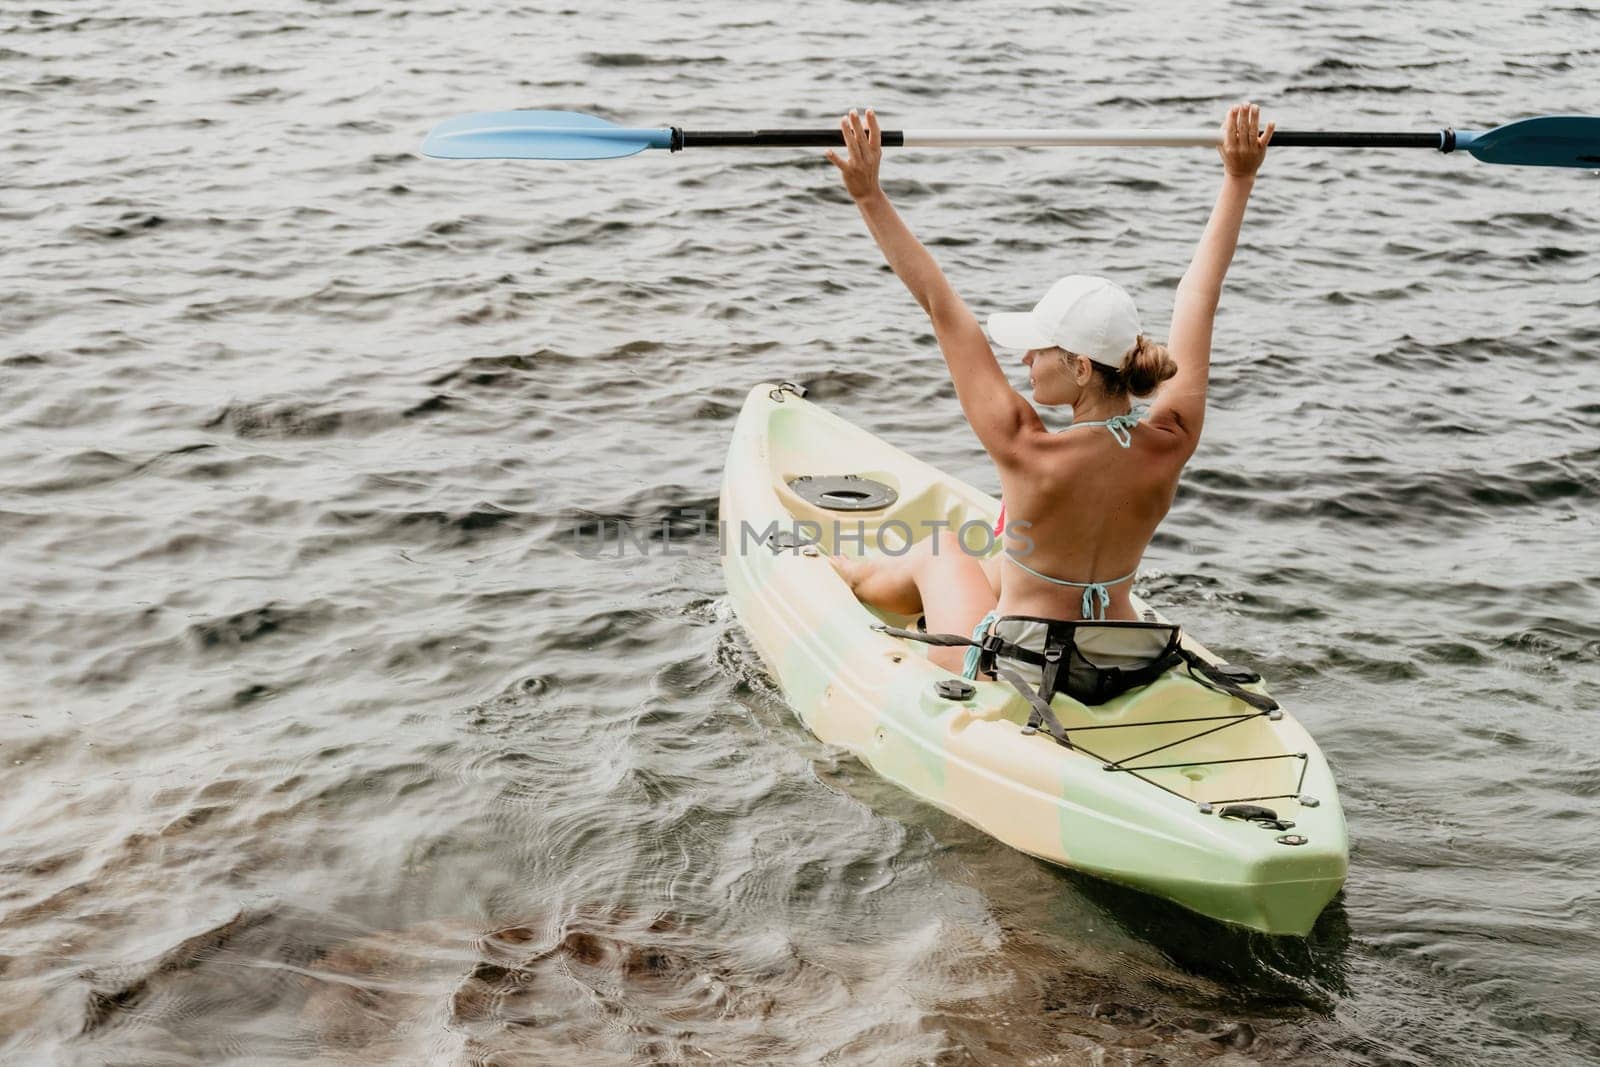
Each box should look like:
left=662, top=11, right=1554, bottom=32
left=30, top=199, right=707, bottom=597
left=916, top=529, right=975, bottom=574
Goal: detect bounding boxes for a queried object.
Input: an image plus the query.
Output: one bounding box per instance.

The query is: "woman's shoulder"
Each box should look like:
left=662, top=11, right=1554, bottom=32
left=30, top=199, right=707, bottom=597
left=1016, top=417, right=1189, bottom=461
left=1007, top=427, right=1185, bottom=496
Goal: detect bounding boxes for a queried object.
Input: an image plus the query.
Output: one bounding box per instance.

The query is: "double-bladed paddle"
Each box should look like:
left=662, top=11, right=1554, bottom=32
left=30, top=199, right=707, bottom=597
left=422, top=110, right=1600, bottom=169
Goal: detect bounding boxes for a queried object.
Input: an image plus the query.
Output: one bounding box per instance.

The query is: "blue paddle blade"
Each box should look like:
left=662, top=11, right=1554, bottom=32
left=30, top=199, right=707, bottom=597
left=1456, top=115, right=1600, bottom=168
left=421, top=110, right=673, bottom=160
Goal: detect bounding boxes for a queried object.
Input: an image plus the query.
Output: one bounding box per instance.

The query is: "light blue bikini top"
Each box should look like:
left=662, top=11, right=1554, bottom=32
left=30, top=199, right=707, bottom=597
left=1002, top=408, right=1144, bottom=620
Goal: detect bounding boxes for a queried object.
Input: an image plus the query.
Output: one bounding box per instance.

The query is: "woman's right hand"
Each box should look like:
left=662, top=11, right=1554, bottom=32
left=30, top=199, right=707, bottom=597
left=825, top=108, right=884, bottom=202
left=1218, top=102, right=1273, bottom=177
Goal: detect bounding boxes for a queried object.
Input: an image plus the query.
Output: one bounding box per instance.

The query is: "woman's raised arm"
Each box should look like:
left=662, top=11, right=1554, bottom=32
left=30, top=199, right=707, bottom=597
left=1148, top=103, right=1274, bottom=451
left=827, top=109, right=1042, bottom=463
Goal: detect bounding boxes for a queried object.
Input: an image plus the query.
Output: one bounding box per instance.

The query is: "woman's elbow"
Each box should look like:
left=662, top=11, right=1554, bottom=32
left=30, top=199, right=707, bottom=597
left=927, top=293, right=979, bottom=338
left=1175, top=277, right=1221, bottom=314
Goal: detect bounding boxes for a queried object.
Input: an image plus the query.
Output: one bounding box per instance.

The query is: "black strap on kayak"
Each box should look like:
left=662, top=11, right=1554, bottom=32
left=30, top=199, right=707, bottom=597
left=873, top=623, right=980, bottom=650
left=1174, top=648, right=1279, bottom=713
left=872, top=624, right=1078, bottom=746
left=997, top=660, right=1073, bottom=748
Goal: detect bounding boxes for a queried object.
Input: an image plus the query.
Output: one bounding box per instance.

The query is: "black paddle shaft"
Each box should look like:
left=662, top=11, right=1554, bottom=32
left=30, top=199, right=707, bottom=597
left=1268, top=130, right=1452, bottom=149
left=673, top=128, right=1453, bottom=151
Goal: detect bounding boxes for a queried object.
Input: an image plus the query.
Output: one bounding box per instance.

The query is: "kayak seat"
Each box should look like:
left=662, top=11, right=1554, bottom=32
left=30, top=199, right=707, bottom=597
left=977, top=617, right=1184, bottom=707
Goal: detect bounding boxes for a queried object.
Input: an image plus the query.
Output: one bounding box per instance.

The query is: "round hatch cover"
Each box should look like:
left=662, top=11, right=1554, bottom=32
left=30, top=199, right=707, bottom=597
left=787, top=475, right=898, bottom=512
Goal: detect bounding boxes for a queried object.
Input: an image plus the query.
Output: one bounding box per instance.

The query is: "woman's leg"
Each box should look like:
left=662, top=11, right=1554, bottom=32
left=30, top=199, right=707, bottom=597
left=981, top=553, right=1002, bottom=600
left=831, top=531, right=997, bottom=674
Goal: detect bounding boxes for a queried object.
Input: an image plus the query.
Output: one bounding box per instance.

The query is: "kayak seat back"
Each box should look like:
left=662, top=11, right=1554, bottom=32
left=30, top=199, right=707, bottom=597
left=979, top=616, right=1185, bottom=707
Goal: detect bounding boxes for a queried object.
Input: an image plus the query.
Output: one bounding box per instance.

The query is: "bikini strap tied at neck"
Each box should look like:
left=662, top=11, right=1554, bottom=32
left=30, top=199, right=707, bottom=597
left=1070, top=408, right=1145, bottom=448
left=1100, top=411, right=1141, bottom=447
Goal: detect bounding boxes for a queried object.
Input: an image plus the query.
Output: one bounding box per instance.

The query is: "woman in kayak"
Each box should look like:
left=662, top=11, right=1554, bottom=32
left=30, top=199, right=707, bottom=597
left=824, top=103, right=1273, bottom=677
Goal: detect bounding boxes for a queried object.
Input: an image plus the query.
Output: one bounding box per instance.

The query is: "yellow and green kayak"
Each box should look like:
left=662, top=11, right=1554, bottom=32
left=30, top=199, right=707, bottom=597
left=720, top=382, right=1348, bottom=935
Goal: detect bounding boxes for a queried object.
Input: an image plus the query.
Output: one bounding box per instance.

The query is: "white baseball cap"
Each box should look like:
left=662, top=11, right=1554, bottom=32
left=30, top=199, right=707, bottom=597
left=987, top=274, right=1142, bottom=367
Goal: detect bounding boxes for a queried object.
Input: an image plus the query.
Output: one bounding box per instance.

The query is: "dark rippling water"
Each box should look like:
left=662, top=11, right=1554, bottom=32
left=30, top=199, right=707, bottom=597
left=3, top=1, right=1598, bottom=1063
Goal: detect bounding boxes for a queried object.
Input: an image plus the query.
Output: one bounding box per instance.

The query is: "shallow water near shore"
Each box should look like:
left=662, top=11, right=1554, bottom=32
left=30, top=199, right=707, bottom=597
left=3, top=1, right=1599, bottom=1063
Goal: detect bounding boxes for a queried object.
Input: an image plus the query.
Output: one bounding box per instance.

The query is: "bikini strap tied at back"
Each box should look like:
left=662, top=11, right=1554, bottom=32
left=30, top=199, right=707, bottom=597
left=1003, top=554, right=1138, bottom=621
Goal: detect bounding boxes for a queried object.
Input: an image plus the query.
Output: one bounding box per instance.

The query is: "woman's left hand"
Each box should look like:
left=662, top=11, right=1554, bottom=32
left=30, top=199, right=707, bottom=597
left=825, top=108, right=883, bottom=202
left=1218, top=102, right=1273, bottom=177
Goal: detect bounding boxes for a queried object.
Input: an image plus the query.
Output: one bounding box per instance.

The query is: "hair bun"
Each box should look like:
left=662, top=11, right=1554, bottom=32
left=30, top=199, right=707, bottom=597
left=1119, top=336, right=1178, bottom=398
